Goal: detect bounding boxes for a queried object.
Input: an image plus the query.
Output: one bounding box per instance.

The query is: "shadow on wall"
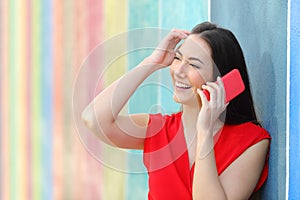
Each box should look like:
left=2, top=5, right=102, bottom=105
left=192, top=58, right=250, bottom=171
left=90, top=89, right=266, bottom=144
left=252, top=52, right=280, bottom=199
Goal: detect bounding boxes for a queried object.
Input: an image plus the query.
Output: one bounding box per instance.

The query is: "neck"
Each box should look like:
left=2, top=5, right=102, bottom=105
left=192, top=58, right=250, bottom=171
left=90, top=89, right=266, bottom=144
left=181, top=104, right=201, bottom=130
left=181, top=103, right=224, bottom=136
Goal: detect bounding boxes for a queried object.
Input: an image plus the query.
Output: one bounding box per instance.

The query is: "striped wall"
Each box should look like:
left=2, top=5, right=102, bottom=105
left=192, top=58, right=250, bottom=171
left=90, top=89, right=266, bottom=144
left=1, top=0, right=103, bottom=199
left=0, top=0, right=208, bottom=199
left=2, top=0, right=298, bottom=200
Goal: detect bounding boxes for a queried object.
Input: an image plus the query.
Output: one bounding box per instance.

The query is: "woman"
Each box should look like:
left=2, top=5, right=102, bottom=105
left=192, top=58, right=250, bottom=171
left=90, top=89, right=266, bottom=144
left=82, top=22, right=271, bottom=200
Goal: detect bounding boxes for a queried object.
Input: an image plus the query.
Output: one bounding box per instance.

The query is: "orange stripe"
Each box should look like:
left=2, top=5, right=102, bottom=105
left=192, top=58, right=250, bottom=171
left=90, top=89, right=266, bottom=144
left=60, top=0, right=74, bottom=199
left=72, top=1, right=87, bottom=199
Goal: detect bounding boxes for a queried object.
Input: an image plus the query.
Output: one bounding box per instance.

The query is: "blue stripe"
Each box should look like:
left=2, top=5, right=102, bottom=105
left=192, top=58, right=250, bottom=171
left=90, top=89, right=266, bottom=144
left=41, top=0, right=53, bottom=199
left=126, top=1, right=209, bottom=199
left=127, top=1, right=159, bottom=199
left=160, top=0, right=208, bottom=114
left=289, top=0, right=300, bottom=199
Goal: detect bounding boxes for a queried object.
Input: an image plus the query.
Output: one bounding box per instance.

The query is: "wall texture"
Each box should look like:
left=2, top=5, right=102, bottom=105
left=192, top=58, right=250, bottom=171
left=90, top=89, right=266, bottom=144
left=211, top=1, right=287, bottom=199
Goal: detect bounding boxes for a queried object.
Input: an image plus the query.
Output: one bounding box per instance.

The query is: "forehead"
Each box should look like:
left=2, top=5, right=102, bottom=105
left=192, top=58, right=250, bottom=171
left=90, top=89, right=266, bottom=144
left=177, top=35, right=212, bottom=58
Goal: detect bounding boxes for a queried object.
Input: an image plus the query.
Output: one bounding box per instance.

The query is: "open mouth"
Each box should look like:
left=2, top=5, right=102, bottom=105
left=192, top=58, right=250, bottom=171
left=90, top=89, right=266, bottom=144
left=175, top=81, right=192, bottom=89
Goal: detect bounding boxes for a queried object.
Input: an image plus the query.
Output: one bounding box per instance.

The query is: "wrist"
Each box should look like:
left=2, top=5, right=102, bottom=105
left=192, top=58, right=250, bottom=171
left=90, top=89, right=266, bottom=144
left=140, top=57, right=162, bottom=72
left=196, top=133, right=214, bottom=159
left=197, top=128, right=213, bottom=140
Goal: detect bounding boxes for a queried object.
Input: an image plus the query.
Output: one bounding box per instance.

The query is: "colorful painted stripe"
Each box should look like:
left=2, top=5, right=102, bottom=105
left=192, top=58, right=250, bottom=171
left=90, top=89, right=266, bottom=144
left=25, top=0, right=33, bottom=199
left=1, top=0, right=10, bottom=199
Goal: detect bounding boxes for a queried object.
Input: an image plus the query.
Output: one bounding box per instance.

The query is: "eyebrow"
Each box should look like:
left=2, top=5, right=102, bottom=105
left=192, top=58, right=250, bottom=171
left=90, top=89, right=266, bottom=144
left=176, top=50, right=204, bottom=64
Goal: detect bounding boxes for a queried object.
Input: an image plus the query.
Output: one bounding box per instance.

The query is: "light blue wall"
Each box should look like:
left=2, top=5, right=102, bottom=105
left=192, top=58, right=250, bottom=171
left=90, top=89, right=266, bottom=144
left=211, top=1, right=287, bottom=199
left=289, top=0, right=300, bottom=199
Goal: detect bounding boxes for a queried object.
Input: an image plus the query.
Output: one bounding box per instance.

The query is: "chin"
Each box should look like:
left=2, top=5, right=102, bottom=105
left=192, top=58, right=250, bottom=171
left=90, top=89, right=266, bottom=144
left=173, top=94, right=199, bottom=106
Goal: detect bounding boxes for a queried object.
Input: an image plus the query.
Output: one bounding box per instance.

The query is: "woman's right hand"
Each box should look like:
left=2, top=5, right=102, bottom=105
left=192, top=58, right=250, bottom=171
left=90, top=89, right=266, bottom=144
left=145, top=29, right=190, bottom=69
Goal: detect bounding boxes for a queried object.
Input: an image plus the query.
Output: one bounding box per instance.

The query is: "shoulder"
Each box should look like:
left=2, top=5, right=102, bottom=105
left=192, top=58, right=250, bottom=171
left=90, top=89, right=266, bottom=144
left=148, top=112, right=182, bottom=130
left=144, top=112, right=183, bottom=155
left=149, top=112, right=182, bottom=121
left=215, top=122, right=271, bottom=173
left=222, top=122, right=271, bottom=142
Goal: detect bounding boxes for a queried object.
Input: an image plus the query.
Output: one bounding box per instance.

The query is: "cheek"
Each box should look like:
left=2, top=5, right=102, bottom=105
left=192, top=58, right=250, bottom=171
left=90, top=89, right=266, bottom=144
left=170, top=67, right=174, bottom=78
left=169, top=63, right=177, bottom=77
left=188, top=70, right=206, bottom=89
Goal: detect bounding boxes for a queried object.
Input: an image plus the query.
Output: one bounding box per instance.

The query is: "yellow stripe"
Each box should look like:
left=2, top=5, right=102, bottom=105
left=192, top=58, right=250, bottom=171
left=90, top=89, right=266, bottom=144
left=103, top=0, right=128, bottom=199
left=9, top=0, right=23, bottom=199
left=103, top=0, right=128, bottom=86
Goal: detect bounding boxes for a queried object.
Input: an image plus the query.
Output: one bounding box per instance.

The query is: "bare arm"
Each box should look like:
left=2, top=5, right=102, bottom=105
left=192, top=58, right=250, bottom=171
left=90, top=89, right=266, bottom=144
left=81, top=61, right=155, bottom=149
left=193, top=135, right=269, bottom=200
left=192, top=78, right=269, bottom=199
left=81, top=29, right=190, bottom=149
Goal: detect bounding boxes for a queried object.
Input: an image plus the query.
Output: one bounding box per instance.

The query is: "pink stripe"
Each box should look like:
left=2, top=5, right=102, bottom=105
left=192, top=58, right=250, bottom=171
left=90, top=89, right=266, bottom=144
left=26, top=0, right=32, bottom=199
left=1, top=0, right=10, bottom=199
left=73, top=1, right=87, bottom=199
left=86, top=0, right=104, bottom=198
left=53, top=0, right=64, bottom=199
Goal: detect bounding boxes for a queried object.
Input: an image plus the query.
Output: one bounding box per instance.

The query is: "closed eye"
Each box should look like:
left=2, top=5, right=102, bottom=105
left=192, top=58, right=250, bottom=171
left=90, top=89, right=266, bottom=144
left=174, top=56, right=181, bottom=60
left=190, top=64, right=200, bottom=69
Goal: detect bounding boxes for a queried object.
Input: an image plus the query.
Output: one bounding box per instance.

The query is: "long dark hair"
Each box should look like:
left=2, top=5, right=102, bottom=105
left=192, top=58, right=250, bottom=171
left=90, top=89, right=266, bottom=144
left=191, top=22, right=258, bottom=125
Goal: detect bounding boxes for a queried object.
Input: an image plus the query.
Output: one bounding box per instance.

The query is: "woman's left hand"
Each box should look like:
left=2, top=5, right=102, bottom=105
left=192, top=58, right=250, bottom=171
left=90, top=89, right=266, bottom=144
left=196, top=77, right=228, bottom=137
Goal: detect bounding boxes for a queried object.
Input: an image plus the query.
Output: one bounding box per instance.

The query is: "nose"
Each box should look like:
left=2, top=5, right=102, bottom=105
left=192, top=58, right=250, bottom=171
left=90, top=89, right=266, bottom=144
left=174, top=60, right=189, bottom=77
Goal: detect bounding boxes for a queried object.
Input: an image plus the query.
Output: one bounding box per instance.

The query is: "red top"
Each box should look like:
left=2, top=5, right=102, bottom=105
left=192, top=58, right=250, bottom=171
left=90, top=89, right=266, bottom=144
left=143, top=112, right=271, bottom=200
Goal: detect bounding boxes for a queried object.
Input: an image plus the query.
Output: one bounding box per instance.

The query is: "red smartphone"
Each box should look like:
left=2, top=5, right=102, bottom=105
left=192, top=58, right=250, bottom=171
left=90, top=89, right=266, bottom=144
left=202, top=69, right=245, bottom=103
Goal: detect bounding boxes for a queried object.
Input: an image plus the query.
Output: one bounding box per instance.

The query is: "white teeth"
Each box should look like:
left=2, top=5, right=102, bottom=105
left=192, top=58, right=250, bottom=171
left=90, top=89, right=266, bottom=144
left=176, top=82, right=191, bottom=89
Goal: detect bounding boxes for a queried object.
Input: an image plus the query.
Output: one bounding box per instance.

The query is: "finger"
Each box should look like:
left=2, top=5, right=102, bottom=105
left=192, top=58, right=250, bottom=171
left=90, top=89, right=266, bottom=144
left=216, top=76, right=225, bottom=89
left=202, top=84, right=217, bottom=103
left=201, top=85, right=217, bottom=110
left=176, top=29, right=191, bottom=36
left=171, top=28, right=189, bottom=39
left=216, top=77, right=226, bottom=104
left=182, top=30, right=191, bottom=35
left=197, top=88, right=208, bottom=106
left=206, top=80, right=224, bottom=106
left=171, top=28, right=190, bottom=34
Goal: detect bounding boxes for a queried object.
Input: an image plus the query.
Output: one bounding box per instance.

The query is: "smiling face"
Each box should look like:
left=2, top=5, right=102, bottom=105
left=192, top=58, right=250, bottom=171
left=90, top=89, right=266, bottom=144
left=170, top=35, right=215, bottom=106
